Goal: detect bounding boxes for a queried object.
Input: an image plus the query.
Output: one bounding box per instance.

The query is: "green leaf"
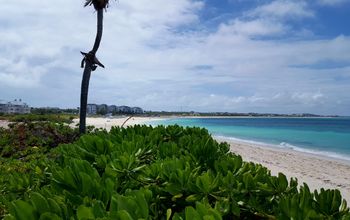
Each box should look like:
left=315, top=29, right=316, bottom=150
left=231, top=201, right=240, bottom=217
left=30, top=192, right=50, bottom=214
left=243, top=172, right=255, bottom=190
left=166, top=209, right=172, bottom=220
left=115, top=210, right=133, bottom=220
left=92, top=200, right=106, bottom=218
left=77, top=205, right=95, bottom=220
left=134, top=191, right=149, bottom=218
left=10, top=200, right=35, bottom=220
left=277, top=172, right=288, bottom=192
left=214, top=199, right=230, bottom=215
left=172, top=213, right=183, bottom=220
left=186, top=194, right=202, bottom=202
left=185, top=206, right=201, bottom=220
left=47, top=198, right=62, bottom=216
left=3, top=215, right=16, bottom=220
left=39, top=212, right=61, bottom=220
left=172, top=193, right=183, bottom=201
left=203, top=216, right=216, bottom=220
left=80, top=172, right=96, bottom=196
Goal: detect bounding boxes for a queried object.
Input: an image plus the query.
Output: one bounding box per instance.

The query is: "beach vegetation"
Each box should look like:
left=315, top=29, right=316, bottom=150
left=0, top=114, right=76, bottom=124
left=0, top=122, right=79, bottom=158
left=1, top=124, right=350, bottom=219
left=30, top=108, right=79, bottom=115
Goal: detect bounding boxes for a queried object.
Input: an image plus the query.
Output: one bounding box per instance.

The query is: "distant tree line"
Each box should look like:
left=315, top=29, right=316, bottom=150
left=31, top=108, right=79, bottom=115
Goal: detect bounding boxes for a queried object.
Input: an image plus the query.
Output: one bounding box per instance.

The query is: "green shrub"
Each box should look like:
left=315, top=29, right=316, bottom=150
left=1, top=125, right=349, bottom=219
left=9, top=114, right=76, bottom=124
left=0, top=122, right=79, bottom=158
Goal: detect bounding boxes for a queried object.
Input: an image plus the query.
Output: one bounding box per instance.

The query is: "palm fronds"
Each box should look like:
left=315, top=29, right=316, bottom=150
left=84, top=0, right=110, bottom=10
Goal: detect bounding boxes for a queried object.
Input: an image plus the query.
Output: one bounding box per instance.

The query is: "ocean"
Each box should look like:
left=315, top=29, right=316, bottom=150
left=148, top=117, right=350, bottom=161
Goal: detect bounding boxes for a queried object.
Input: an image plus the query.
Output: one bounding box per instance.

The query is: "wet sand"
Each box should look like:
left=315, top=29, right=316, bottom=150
left=216, top=136, right=350, bottom=202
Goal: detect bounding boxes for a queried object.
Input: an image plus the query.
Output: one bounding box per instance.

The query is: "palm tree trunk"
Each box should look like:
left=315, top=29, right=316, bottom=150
left=79, top=9, right=104, bottom=134
left=92, top=9, right=103, bottom=54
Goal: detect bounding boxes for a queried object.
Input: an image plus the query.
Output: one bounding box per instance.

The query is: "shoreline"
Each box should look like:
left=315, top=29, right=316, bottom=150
left=215, top=136, right=350, bottom=202
left=2, top=116, right=350, bottom=202
left=150, top=116, right=350, bottom=163
left=79, top=116, right=350, bottom=165
left=146, top=116, right=350, bottom=202
left=163, top=115, right=346, bottom=119
left=214, top=135, right=350, bottom=165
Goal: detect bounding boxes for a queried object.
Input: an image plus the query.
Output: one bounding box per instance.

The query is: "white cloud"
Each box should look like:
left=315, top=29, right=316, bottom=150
left=156, top=91, right=330, bottom=114
left=116, top=0, right=204, bottom=27
left=0, top=0, right=349, bottom=115
left=248, top=0, right=314, bottom=19
left=216, top=0, right=315, bottom=39
left=317, top=0, right=349, bottom=6
left=217, top=18, right=286, bottom=37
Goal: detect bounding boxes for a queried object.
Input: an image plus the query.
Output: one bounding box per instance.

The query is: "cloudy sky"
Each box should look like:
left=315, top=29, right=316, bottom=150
left=1, top=0, right=350, bottom=115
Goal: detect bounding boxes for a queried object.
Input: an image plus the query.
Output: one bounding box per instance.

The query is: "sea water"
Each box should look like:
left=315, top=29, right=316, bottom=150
left=148, top=117, right=350, bottom=161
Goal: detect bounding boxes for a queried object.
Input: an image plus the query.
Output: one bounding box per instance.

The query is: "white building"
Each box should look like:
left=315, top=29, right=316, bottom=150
left=0, top=100, right=7, bottom=113
left=85, top=103, right=143, bottom=115
left=108, top=105, right=117, bottom=113
left=117, top=106, right=132, bottom=114
left=131, top=107, right=144, bottom=114
left=97, top=104, right=108, bottom=114
left=0, top=99, right=31, bottom=114
left=87, top=104, right=97, bottom=115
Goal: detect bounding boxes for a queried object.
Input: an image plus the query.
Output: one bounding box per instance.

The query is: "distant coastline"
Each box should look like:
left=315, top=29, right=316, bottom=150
left=168, top=115, right=344, bottom=119
left=143, top=111, right=343, bottom=118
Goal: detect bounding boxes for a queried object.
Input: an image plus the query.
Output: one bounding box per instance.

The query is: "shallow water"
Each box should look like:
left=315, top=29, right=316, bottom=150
left=149, top=117, right=350, bottom=161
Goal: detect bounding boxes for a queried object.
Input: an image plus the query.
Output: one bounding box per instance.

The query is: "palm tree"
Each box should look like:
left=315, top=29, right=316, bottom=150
left=79, top=0, right=110, bottom=134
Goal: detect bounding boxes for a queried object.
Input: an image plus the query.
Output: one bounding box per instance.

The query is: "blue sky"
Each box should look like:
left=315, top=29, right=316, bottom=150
left=0, top=0, right=350, bottom=115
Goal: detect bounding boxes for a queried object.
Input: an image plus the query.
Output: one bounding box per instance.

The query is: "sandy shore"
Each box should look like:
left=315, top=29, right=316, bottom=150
left=215, top=136, right=350, bottom=202
left=0, top=120, right=10, bottom=129
left=71, top=116, right=164, bottom=130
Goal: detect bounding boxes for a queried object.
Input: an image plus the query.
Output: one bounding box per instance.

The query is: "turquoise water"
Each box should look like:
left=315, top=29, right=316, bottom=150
left=149, top=117, right=350, bottom=161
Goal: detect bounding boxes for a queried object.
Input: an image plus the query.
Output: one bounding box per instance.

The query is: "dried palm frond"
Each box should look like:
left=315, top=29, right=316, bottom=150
left=84, top=0, right=110, bottom=10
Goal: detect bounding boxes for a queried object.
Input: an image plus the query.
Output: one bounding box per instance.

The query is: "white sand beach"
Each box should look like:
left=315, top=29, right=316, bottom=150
left=71, top=116, right=165, bottom=130
left=0, top=120, right=10, bottom=129
left=215, top=136, right=350, bottom=203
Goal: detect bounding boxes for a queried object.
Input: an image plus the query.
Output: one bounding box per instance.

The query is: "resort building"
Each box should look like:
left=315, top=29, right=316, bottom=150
left=117, top=106, right=132, bottom=114
left=108, top=105, right=117, bottom=113
left=0, top=100, right=7, bottom=113
left=131, top=107, right=144, bottom=114
left=97, top=104, right=108, bottom=114
left=0, top=99, right=31, bottom=114
left=87, top=104, right=97, bottom=115
left=86, top=103, right=143, bottom=115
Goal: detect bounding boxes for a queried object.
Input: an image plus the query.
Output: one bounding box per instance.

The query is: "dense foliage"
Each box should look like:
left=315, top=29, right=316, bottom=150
left=0, top=114, right=76, bottom=124
left=0, top=122, right=79, bottom=158
left=30, top=108, right=79, bottom=115
left=1, top=125, right=349, bottom=219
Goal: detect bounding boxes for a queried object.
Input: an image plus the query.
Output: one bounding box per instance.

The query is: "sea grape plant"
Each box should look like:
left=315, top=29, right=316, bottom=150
left=1, top=125, right=350, bottom=219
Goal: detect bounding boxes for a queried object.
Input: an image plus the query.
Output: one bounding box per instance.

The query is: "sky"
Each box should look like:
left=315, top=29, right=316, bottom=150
left=0, top=0, right=350, bottom=115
